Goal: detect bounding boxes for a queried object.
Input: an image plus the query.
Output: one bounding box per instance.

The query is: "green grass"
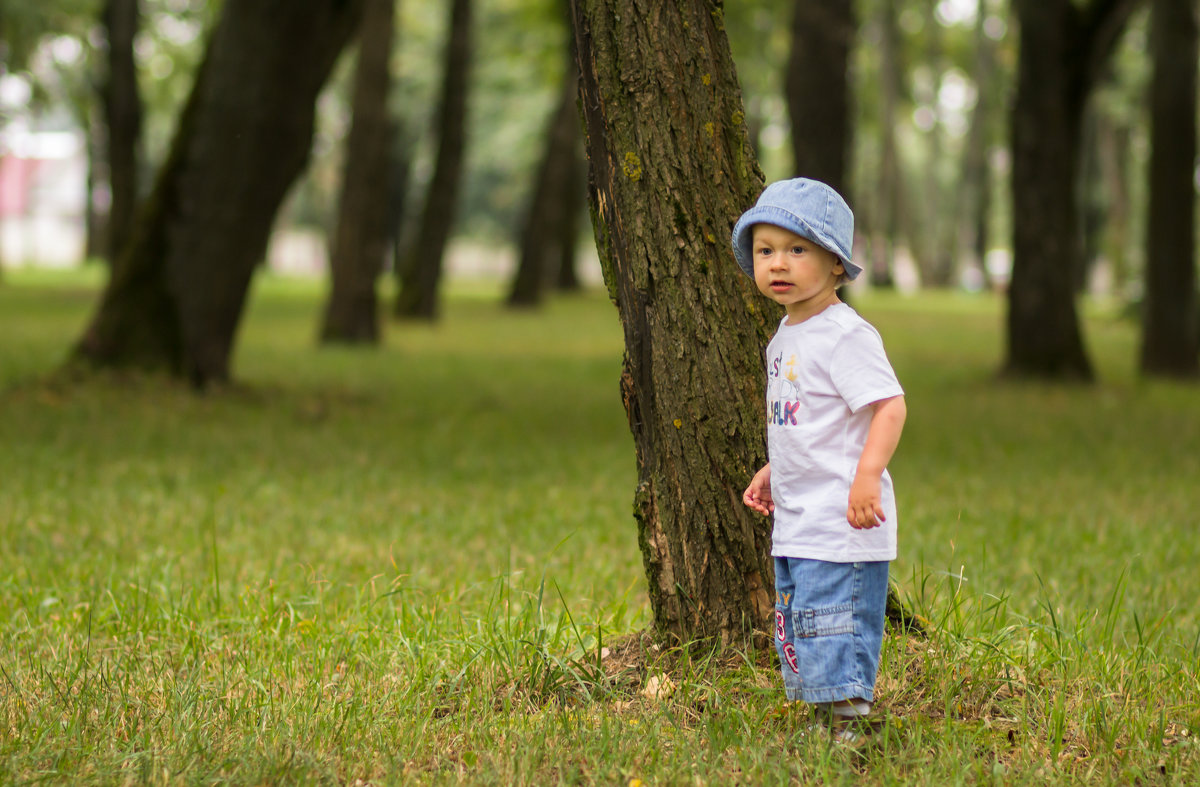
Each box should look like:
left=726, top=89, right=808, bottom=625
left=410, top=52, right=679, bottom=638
left=2, top=268, right=1198, bottom=784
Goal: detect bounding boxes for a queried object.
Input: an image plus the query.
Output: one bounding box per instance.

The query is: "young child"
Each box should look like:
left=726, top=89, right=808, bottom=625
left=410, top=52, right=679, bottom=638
left=730, top=177, right=906, bottom=742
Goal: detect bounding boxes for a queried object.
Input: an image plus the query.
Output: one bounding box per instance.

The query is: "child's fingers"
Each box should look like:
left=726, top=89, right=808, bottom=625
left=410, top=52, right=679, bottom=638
left=847, top=502, right=884, bottom=529
left=743, top=489, right=766, bottom=515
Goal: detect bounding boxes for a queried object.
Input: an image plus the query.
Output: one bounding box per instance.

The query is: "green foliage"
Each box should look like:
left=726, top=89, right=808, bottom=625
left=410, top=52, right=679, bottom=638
left=0, top=0, right=99, bottom=71
left=135, top=0, right=220, bottom=162
left=2, top=271, right=1199, bottom=783
left=0, top=0, right=215, bottom=175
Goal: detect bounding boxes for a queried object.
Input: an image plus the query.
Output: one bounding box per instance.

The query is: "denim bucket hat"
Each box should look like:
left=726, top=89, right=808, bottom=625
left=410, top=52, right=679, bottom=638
left=731, top=178, right=862, bottom=280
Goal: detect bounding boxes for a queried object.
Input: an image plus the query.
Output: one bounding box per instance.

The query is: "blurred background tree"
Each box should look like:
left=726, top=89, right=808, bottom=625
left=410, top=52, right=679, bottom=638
left=1140, top=0, right=1198, bottom=378
left=1004, top=0, right=1141, bottom=381
left=71, top=0, right=365, bottom=385
left=99, top=0, right=141, bottom=267
left=394, top=0, right=471, bottom=321
left=505, top=1, right=582, bottom=310
left=320, top=0, right=399, bottom=344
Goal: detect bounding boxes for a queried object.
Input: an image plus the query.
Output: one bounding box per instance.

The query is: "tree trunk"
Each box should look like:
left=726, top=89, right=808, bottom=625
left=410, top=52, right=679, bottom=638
left=571, top=0, right=777, bottom=647
left=786, top=0, right=854, bottom=198
left=955, top=1, right=997, bottom=289
left=1078, top=104, right=1106, bottom=293
left=1004, top=0, right=1139, bottom=380
left=554, top=143, right=586, bottom=292
left=1096, top=112, right=1132, bottom=296
left=84, top=104, right=108, bottom=261
left=872, top=0, right=902, bottom=289
left=74, top=0, right=364, bottom=386
left=918, top=0, right=956, bottom=288
left=1140, top=0, right=1199, bottom=377
left=102, top=0, right=142, bottom=265
left=508, top=55, right=580, bottom=308
left=321, top=0, right=397, bottom=344
left=394, top=0, right=471, bottom=320
left=387, top=128, right=415, bottom=280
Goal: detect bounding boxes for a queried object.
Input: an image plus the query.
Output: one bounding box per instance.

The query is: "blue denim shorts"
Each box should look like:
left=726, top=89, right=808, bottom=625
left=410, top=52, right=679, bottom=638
left=773, top=557, right=888, bottom=704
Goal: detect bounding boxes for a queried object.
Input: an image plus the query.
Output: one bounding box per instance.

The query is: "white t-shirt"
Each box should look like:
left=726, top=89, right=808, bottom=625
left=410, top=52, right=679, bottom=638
left=765, top=303, right=904, bottom=562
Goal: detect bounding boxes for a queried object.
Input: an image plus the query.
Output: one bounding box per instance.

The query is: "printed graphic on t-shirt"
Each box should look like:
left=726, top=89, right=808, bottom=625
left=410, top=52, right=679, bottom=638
left=767, top=351, right=802, bottom=427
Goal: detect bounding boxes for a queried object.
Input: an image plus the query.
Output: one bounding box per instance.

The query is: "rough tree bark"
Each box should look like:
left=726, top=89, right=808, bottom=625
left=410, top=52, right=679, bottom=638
left=1004, top=0, right=1140, bottom=380
left=321, top=0, right=397, bottom=344
left=102, top=0, right=142, bottom=264
left=570, top=0, right=778, bottom=646
left=395, top=0, right=472, bottom=320
left=1140, top=0, right=1198, bottom=378
left=74, top=0, right=365, bottom=385
left=786, top=0, right=855, bottom=198
left=507, top=55, right=580, bottom=308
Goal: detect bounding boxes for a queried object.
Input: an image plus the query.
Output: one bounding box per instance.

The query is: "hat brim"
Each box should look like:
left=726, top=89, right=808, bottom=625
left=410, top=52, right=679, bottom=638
left=731, top=206, right=862, bottom=281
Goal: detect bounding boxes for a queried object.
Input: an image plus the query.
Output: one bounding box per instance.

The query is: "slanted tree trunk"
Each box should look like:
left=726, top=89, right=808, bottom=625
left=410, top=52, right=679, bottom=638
left=508, top=55, right=580, bottom=308
left=386, top=127, right=415, bottom=279
left=321, top=0, right=397, bottom=344
left=74, top=0, right=364, bottom=386
left=1140, top=0, right=1198, bottom=377
left=395, top=0, right=471, bottom=320
left=1004, top=0, right=1139, bottom=380
left=786, top=0, right=855, bottom=197
left=102, top=0, right=142, bottom=264
left=571, top=0, right=777, bottom=646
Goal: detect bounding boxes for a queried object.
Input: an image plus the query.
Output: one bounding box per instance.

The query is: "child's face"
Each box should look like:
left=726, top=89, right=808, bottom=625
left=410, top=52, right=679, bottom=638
left=751, top=224, right=845, bottom=320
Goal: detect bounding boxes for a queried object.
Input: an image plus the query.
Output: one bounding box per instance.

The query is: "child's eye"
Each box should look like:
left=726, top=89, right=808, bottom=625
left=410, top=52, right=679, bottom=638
left=756, top=247, right=772, bottom=256
left=790, top=246, right=806, bottom=255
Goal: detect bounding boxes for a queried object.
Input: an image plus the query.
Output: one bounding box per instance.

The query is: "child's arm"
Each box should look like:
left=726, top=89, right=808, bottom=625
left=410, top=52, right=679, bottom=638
left=847, top=395, right=907, bottom=530
left=743, top=463, right=774, bottom=516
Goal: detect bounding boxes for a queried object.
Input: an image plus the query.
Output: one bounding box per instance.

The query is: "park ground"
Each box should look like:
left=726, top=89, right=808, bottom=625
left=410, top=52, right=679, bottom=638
left=1, top=268, right=1198, bottom=784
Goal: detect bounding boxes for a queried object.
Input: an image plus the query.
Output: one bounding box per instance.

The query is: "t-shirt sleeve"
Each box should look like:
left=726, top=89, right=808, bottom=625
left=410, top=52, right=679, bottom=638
left=830, top=322, right=904, bottom=413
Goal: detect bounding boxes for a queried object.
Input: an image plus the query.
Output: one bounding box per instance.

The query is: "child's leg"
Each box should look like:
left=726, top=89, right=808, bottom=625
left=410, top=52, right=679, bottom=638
left=831, top=699, right=872, bottom=715
left=785, top=559, right=889, bottom=707
left=772, top=557, right=804, bottom=701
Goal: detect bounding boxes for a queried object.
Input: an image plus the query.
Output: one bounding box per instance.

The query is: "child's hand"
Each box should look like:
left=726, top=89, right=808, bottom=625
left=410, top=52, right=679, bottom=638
left=743, top=463, right=774, bottom=516
left=847, top=396, right=905, bottom=530
left=847, top=474, right=885, bottom=529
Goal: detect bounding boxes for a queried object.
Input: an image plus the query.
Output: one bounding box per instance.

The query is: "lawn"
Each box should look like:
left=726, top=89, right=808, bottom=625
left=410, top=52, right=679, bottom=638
left=2, top=268, right=1198, bottom=784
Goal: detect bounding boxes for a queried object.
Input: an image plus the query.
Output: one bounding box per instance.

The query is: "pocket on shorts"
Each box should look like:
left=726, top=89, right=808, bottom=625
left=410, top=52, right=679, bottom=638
left=793, top=602, right=855, bottom=638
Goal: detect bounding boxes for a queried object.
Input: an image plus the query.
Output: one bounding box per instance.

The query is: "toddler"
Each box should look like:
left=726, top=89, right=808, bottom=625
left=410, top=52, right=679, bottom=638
left=731, top=178, right=906, bottom=742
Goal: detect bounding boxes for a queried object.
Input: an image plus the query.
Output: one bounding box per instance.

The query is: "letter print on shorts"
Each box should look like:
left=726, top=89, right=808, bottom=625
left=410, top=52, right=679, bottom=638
left=776, top=609, right=800, bottom=674
left=777, top=611, right=796, bottom=671
left=782, top=643, right=799, bottom=674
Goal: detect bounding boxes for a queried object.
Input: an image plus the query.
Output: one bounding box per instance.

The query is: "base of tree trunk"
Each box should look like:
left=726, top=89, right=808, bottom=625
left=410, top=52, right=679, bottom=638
left=594, top=584, right=928, bottom=693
